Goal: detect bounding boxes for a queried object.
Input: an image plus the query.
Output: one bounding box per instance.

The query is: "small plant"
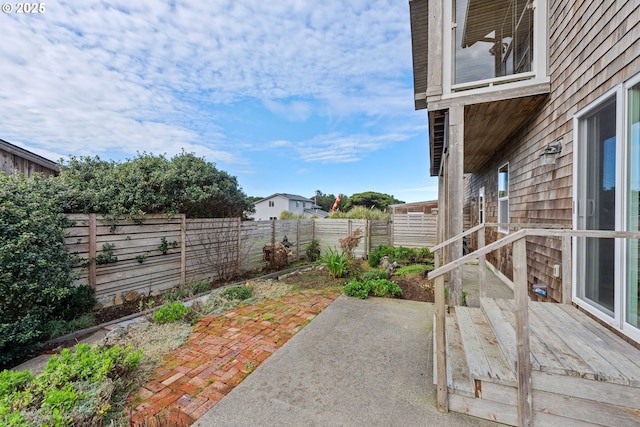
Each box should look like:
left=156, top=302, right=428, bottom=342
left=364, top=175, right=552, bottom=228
left=221, top=286, right=253, bottom=301
left=158, top=236, right=178, bottom=255
left=153, top=301, right=191, bottom=324
left=344, top=278, right=402, bottom=299
left=191, top=279, right=211, bottom=294
left=135, top=252, right=149, bottom=263
left=0, top=343, right=142, bottom=426
left=95, top=243, right=118, bottom=265
left=343, top=280, right=371, bottom=299
left=361, top=269, right=388, bottom=281
left=339, top=228, right=363, bottom=259
left=322, top=248, right=349, bottom=278
left=305, top=240, right=321, bottom=262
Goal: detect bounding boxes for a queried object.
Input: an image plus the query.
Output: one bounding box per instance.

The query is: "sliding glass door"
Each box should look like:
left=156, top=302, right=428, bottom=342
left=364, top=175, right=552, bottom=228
left=575, top=96, right=617, bottom=316
left=575, top=77, right=640, bottom=339
left=627, top=82, right=640, bottom=329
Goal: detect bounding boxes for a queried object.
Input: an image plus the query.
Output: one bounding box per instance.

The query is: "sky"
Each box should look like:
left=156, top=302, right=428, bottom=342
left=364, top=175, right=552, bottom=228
left=1, top=0, right=438, bottom=203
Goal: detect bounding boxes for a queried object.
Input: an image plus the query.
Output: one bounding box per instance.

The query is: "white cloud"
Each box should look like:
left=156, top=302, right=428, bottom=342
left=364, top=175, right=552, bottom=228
left=0, top=1, right=415, bottom=165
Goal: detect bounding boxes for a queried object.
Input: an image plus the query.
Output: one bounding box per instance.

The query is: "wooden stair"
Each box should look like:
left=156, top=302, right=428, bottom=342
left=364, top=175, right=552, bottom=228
left=441, top=299, right=640, bottom=426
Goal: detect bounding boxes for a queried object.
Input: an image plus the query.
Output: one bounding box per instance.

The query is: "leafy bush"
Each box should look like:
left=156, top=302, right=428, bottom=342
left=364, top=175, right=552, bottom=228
left=344, top=278, right=402, bottom=299
left=0, top=343, right=141, bottom=426
left=279, top=211, right=304, bottom=219
left=343, top=281, right=371, bottom=299
left=0, top=174, right=95, bottom=368
left=361, top=269, right=388, bottom=281
left=322, top=248, right=349, bottom=278
left=221, top=286, right=253, bottom=301
left=305, top=240, right=321, bottom=262
left=153, top=301, right=192, bottom=324
left=57, top=151, right=251, bottom=219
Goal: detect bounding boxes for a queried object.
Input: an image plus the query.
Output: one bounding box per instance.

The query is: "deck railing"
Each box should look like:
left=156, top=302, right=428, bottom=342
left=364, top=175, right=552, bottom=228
left=428, top=224, right=640, bottom=427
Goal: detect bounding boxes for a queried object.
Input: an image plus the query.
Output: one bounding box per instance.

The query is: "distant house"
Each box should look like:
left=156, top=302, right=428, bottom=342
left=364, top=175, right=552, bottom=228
left=0, top=139, right=59, bottom=177
left=389, top=200, right=438, bottom=215
left=250, top=193, right=329, bottom=220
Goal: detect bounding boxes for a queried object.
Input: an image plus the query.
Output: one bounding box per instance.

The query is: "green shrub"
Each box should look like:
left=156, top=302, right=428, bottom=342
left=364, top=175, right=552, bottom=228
left=322, top=248, right=349, bottom=278
left=361, top=269, right=388, bottom=281
left=343, top=281, right=371, bottom=299
left=221, top=286, right=253, bottom=301
left=344, top=278, right=402, bottom=299
left=305, top=240, right=321, bottom=262
left=153, top=301, right=191, bottom=324
left=0, top=174, right=96, bottom=368
left=0, top=343, right=141, bottom=426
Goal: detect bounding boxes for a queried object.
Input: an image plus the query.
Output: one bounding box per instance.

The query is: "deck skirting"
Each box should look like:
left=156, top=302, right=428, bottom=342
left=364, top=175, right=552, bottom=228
left=439, top=299, right=640, bottom=426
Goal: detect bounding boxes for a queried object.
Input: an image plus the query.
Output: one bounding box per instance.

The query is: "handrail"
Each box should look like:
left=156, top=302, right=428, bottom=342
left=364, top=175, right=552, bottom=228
left=429, top=226, right=640, bottom=425
left=429, top=222, right=568, bottom=253
left=430, top=223, right=484, bottom=252
left=429, top=228, right=640, bottom=281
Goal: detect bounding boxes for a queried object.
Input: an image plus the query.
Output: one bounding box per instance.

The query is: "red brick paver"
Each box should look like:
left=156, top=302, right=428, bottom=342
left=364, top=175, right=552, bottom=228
left=129, top=288, right=341, bottom=426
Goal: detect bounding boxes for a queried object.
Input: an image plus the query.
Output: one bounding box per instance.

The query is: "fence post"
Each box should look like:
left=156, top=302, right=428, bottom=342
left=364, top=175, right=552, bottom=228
left=236, top=217, right=242, bottom=276
left=296, top=220, right=301, bottom=260
left=88, top=213, right=97, bottom=289
left=513, top=236, right=532, bottom=426
left=561, top=234, right=572, bottom=304
left=478, top=225, right=486, bottom=298
left=180, top=214, right=186, bottom=286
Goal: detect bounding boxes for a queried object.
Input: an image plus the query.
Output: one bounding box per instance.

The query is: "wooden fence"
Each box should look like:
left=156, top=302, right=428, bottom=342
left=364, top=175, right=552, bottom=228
left=65, top=215, right=398, bottom=306
left=391, top=213, right=438, bottom=248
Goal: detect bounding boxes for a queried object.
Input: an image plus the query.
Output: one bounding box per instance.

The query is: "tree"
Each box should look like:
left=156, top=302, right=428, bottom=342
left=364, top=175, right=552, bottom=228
left=57, top=152, right=251, bottom=218
left=342, top=191, right=404, bottom=211
left=311, top=190, right=347, bottom=212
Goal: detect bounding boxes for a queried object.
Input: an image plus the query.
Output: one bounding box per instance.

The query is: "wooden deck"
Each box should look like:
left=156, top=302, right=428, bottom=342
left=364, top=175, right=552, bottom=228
left=439, top=298, right=640, bottom=426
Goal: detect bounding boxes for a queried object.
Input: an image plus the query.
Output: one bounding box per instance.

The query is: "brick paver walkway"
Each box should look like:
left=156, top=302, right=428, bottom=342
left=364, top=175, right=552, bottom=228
left=129, top=287, right=341, bottom=426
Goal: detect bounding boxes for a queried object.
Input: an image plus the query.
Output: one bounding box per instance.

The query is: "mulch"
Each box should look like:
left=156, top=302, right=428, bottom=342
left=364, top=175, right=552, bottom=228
left=128, top=287, right=342, bottom=426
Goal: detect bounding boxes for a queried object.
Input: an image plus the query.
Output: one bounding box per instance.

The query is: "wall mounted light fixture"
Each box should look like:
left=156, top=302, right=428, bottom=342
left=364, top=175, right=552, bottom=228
left=540, top=137, right=563, bottom=166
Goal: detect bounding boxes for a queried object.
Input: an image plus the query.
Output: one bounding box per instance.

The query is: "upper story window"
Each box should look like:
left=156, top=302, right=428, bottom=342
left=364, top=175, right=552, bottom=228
left=268, top=201, right=274, bottom=207
left=498, top=163, right=509, bottom=233
left=452, top=0, right=537, bottom=89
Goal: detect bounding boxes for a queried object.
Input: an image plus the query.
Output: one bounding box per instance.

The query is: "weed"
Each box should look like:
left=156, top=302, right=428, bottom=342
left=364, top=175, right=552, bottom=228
left=261, top=313, right=275, bottom=322
left=221, top=286, right=253, bottom=301
left=95, top=243, right=118, bottom=265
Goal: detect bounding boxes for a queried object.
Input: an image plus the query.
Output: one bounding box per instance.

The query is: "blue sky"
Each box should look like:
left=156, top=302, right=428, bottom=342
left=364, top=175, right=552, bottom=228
left=1, top=0, right=437, bottom=203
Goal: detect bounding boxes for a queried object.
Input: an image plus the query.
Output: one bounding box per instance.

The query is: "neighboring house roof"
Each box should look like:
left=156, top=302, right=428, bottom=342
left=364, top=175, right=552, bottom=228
left=0, top=138, right=59, bottom=176
left=304, top=208, right=329, bottom=218
left=256, top=193, right=315, bottom=203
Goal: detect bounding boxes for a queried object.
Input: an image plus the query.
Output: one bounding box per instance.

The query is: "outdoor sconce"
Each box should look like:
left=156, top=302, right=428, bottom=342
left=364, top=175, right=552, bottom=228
left=540, top=137, right=563, bottom=166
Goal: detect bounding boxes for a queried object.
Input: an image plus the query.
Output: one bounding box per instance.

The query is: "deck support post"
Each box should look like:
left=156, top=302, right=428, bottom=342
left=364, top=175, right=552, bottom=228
left=513, top=236, right=532, bottom=426
left=561, top=235, right=572, bottom=304
left=435, top=273, right=448, bottom=412
left=478, top=225, right=486, bottom=298
left=448, top=105, right=464, bottom=306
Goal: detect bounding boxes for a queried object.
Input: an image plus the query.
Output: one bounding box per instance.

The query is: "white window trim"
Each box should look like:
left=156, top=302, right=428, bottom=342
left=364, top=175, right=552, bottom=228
left=479, top=186, right=485, bottom=224
left=572, top=77, right=640, bottom=345
left=443, top=0, right=548, bottom=96
left=498, top=163, right=509, bottom=234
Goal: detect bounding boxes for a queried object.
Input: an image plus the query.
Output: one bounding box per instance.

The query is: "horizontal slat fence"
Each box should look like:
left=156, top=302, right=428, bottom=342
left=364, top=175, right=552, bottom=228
left=392, top=213, right=438, bottom=248
left=65, top=215, right=433, bottom=307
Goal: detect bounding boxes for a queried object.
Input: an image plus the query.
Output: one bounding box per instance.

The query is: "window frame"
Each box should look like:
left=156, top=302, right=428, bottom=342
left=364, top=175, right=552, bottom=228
left=443, top=0, right=549, bottom=94
left=498, top=163, right=509, bottom=233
